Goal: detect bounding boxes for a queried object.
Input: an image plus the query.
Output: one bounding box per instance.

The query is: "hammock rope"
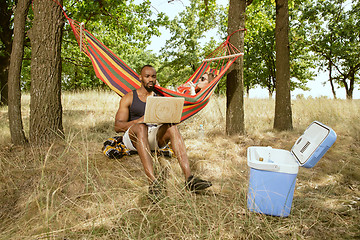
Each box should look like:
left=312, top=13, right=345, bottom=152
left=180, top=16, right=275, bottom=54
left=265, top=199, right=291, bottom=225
left=61, top=6, right=245, bottom=122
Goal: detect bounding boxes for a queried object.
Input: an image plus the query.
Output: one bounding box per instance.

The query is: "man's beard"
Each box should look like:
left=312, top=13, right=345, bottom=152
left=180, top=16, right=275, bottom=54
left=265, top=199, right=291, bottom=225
left=143, top=81, right=155, bottom=92
left=144, top=85, right=154, bottom=92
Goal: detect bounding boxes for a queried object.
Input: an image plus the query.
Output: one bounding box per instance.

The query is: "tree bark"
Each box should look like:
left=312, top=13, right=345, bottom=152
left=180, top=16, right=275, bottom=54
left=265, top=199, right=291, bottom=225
left=28, top=0, right=64, bottom=144
left=346, top=71, right=354, bottom=100
left=328, top=59, right=337, bottom=99
left=226, top=0, right=246, bottom=135
left=8, top=0, right=32, bottom=145
left=0, top=56, right=10, bottom=106
left=0, top=0, right=13, bottom=106
left=274, top=0, right=293, bottom=131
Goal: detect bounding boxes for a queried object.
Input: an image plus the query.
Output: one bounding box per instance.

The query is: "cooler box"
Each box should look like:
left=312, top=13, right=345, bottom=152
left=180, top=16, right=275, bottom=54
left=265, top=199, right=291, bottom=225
left=247, top=121, right=337, bottom=217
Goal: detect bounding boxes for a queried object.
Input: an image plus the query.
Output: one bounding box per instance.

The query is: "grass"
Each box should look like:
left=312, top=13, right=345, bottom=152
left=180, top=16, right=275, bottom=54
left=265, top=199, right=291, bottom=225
left=0, top=91, right=359, bottom=239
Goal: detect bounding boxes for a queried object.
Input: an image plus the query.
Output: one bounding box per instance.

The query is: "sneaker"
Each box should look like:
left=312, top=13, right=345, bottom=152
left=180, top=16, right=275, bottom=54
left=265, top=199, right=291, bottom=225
left=148, top=179, right=165, bottom=203
left=185, top=175, right=212, bottom=192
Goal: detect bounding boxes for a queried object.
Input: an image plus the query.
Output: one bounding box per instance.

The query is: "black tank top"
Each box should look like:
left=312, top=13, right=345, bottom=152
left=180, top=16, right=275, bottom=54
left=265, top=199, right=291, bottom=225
left=129, top=90, right=146, bottom=121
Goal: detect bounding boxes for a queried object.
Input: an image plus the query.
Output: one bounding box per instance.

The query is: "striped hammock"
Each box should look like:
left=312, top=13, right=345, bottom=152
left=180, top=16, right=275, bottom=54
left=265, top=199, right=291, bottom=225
left=65, top=13, right=244, bottom=122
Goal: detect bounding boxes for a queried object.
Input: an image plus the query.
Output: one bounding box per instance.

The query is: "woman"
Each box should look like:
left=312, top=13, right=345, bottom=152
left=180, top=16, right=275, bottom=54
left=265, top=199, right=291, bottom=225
left=188, top=72, right=216, bottom=95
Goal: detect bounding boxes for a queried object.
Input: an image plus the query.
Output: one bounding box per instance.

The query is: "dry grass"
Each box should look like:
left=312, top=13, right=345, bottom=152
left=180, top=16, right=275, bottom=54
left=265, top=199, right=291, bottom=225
left=0, top=91, right=359, bottom=239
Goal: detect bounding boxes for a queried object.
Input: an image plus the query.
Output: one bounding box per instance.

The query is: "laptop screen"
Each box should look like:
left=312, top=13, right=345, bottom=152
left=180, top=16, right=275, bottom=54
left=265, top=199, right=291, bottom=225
left=144, top=96, right=185, bottom=124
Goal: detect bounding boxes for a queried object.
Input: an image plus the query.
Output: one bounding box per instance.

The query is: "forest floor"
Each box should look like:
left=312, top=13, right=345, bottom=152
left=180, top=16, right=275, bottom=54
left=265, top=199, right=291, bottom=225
left=0, top=91, right=359, bottom=239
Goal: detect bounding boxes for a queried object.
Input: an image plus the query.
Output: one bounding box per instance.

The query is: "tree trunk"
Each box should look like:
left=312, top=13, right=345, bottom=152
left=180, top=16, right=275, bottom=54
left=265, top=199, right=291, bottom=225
left=274, top=0, right=293, bottom=131
left=346, top=71, right=354, bottom=100
left=28, top=0, right=64, bottom=144
left=8, top=0, right=32, bottom=145
left=328, top=60, right=337, bottom=99
left=268, top=91, right=273, bottom=99
left=0, top=0, right=13, bottom=106
left=226, top=0, right=246, bottom=135
left=0, top=56, right=10, bottom=106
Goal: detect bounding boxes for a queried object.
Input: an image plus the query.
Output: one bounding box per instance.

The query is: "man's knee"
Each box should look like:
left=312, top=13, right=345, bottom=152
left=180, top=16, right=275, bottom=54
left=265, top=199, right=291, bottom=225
left=130, top=124, right=148, bottom=140
left=156, top=124, right=175, bottom=146
left=167, top=124, right=180, bottom=135
left=163, top=124, right=181, bottom=140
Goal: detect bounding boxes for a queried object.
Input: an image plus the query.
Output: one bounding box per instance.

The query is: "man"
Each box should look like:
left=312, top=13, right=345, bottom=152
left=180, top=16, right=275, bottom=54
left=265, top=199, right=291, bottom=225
left=114, top=65, right=212, bottom=200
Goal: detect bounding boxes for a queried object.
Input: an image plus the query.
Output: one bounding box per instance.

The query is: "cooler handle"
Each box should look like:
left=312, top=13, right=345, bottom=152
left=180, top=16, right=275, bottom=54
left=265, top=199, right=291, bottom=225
left=248, top=162, right=280, bottom=171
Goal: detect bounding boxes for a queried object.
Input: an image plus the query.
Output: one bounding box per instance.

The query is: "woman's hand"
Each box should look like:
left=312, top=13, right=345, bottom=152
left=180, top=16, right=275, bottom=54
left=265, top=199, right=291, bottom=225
left=188, top=82, right=196, bottom=95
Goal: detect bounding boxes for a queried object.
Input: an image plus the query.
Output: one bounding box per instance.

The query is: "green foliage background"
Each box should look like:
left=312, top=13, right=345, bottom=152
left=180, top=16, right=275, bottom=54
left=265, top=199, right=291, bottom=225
left=0, top=0, right=358, bottom=97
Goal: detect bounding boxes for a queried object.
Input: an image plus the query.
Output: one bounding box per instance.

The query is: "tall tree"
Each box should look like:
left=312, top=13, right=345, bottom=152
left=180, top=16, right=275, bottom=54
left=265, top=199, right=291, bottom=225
left=244, top=1, right=276, bottom=98
left=8, top=0, right=31, bottom=145
left=0, top=0, right=14, bottom=106
left=273, top=0, right=292, bottom=131
left=58, top=0, right=168, bottom=91
left=28, top=0, right=64, bottom=144
left=243, top=1, right=315, bottom=98
left=298, top=0, right=359, bottom=99
left=226, top=0, right=251, bottom=135
left=312, top=0, right=359, bottom=99
left=159, top=0, right=220, bottom=87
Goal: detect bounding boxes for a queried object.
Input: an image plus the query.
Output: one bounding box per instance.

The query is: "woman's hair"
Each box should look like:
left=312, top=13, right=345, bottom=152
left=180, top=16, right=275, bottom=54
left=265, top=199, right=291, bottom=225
left=206, top=72, right=216, bottom=82
left=195, top=72, right=217, bottom=93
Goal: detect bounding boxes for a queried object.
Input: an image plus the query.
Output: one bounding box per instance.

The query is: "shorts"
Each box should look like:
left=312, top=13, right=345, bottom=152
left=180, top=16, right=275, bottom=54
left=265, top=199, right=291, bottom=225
left=123, top=124, right=162, bottom=151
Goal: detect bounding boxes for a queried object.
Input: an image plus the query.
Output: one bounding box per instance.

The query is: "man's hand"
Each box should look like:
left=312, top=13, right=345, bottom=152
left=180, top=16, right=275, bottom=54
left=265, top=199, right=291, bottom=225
left=114, top=92, right=132, bottom=132
left=134, top=116, right=145, bottom=124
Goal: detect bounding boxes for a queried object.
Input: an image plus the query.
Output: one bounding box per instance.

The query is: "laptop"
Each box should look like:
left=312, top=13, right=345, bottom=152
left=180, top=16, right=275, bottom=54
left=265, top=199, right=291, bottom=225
left=144, top=96, right=185, bottom=124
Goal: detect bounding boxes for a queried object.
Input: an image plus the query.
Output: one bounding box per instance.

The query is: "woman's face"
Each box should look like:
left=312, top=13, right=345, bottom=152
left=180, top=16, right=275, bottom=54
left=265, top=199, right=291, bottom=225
left=198, top=74, right=210, bottom=89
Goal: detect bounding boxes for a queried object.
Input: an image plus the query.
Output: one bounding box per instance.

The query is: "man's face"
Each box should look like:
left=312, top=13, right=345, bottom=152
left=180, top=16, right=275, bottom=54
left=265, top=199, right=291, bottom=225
left=140, top=66, right=157, bottom=92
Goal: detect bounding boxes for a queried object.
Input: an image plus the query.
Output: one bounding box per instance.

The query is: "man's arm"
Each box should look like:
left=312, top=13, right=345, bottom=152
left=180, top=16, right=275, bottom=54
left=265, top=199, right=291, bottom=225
left=114, top=92, right=144, bottom=133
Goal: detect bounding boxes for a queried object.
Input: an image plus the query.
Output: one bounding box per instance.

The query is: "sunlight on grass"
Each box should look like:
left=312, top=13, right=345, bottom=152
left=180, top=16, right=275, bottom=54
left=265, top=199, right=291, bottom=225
left=0, top=91, right=359, bottom=239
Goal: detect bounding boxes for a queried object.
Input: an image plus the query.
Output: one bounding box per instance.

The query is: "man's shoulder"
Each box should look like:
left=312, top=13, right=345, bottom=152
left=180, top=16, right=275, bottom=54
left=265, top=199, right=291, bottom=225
left=120, top=90, right=134, bottom=105
left=123, top=90, right=134, bottom=99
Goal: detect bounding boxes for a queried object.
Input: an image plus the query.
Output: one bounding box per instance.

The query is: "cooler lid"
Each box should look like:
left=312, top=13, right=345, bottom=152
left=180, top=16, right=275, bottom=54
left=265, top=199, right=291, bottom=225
left=291, top=121, right=331, bottom=166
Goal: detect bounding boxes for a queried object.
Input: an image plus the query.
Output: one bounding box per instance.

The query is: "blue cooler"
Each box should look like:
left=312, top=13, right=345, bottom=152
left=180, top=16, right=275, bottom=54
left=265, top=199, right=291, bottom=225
left=247, top=121, right=337, bottom=217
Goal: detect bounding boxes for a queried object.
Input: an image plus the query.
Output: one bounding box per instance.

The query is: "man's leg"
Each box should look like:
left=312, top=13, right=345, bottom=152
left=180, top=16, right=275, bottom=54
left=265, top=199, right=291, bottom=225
left=128, top=123, right=156, bottom=182
left=157, top=124, right=191, bottom=180
left=157, top=124, right=212, bottom=191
